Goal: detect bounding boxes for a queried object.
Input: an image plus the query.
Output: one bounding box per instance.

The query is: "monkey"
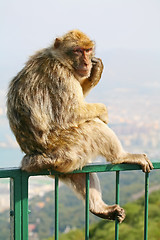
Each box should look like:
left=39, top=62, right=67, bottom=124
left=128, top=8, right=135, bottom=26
left=7, top=30, right=153, bottom=223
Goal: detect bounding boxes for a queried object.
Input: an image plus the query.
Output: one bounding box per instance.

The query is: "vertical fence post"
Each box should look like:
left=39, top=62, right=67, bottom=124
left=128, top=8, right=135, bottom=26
left=144, top=172, right=149, bottom=240
left=10, top=172, right=22, bottom=240
left=115, top=171, right=120, bottom=240
left=21, top=171, right=29, bottom=240
left=55, top=175, right=59, bottom=240
left=85, top=173, right=90, bottom=240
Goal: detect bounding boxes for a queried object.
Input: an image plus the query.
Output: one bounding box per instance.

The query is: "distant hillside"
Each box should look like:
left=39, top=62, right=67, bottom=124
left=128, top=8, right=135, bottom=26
left=47, top=190, right=160, bottom=240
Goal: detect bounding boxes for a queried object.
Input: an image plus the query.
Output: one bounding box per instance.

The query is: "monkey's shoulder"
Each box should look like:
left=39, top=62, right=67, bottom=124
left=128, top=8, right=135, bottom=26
left=25, top=48, right=71, bottom=79
left=8, top=47, right=83, bottom=106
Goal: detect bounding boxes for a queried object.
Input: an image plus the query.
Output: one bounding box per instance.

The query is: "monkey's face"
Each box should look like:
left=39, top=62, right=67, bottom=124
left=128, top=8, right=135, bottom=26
left=71, top=47, right=93, bottom=78
left=53, top=30, right=95, bottom=78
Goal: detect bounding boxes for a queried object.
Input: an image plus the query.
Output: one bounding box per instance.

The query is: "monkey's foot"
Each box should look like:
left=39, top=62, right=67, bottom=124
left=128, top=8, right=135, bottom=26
left=133, top=154, right=153, bottom=172
left=21, top=153, right=53, bottom=172
left=120, top=153, right=154, bottom=173
left=90, top=204, right=125, bottom=223
left=137, top=154, right=154, bottom=172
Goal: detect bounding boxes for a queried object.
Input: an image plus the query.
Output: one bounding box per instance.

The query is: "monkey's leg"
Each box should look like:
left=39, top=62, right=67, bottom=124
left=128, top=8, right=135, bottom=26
left=60, top=172, right=125, bottom=223
left=87, top=119, right=153, bottom=172
left=52, top=119, right=153, bottom=173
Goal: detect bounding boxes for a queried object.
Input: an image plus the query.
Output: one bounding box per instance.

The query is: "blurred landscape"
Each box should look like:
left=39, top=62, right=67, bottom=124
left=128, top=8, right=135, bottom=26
left=0, top=49, right=159, bottom=165
left=1, top=0, right=160, bottom=239
left=0, top=49, right=160, bottom=239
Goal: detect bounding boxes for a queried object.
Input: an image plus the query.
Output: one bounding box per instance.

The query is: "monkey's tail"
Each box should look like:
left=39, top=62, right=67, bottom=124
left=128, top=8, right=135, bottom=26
left=21, top=153, right=53, bottom=172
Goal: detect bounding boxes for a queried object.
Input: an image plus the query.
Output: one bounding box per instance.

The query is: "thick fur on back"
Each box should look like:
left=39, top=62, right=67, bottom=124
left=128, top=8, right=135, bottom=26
left=7, top=48, right=84, bottom=154
left=7, top=30, right=102, bottom=172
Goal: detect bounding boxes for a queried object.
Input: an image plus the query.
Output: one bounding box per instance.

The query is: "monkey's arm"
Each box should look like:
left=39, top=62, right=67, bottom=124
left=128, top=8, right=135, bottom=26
left=75, top=102, right=108, bottom=124
left=81, top=58, right=103, bottom=97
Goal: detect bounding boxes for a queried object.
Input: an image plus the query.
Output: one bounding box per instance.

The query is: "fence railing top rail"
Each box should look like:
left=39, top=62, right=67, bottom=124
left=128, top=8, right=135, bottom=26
left=0, top=162, right=159, bottom=178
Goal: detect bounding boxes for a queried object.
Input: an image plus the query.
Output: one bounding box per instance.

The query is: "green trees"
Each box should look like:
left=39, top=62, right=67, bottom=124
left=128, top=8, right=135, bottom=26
left=52, top=190, right=160, bottom=240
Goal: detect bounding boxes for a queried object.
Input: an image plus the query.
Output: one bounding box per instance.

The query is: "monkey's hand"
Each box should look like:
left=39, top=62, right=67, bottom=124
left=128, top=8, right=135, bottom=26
left=97, top=103, right=109, bottom=124
left=89, top=57, right=104, bottom=87
left=82, top=58, right=104, bottom=97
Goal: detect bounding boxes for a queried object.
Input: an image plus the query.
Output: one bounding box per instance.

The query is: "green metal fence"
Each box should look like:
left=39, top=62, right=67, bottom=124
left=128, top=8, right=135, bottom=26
left=0, top=162, right=160, bottom=240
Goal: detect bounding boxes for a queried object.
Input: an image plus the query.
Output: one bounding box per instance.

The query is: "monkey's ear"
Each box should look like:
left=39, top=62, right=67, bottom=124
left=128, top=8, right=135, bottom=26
left=54, top=38, right=61, bottom=49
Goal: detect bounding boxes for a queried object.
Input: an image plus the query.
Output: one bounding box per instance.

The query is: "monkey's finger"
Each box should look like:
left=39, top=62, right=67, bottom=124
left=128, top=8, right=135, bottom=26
left=145, top=156, right=154, bottom=171
left=147, top=159, right=154, bottom=170
left=146, top=159, right=154, bottom=172
left=142, top=163, right=153, bottom=173
left=141, top=163, right=148, bottom=173
left=91, top=57, right=103, bottom=65
left=91, top=57, right=99, bottom=63
left=150, top=163, right=154, bottom=169
left=148, top=162, right=154, bottom=171
left=142, top=163, right=150, bottom=172
left=142, top=155, right=154, bottom=172
left=146, top=165, right=150, bottom=173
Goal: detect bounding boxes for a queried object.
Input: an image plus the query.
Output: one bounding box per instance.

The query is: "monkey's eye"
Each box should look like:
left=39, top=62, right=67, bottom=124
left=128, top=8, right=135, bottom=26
left=73, top=48, right=83, bottom=54
left=85, top=48, right=92, bottom=53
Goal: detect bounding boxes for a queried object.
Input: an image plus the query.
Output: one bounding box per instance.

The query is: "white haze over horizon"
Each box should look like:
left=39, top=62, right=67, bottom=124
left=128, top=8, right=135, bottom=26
left=0, top=0, right=160, bottom=167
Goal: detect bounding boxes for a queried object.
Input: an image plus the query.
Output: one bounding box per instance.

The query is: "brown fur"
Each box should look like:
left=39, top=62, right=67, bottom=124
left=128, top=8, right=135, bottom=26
left=7, top=30, right=153, bottom=222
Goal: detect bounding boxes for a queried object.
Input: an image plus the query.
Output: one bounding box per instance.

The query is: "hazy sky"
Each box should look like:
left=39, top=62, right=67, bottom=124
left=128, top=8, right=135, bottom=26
left=0, top=0, right=160, bottom=164
left=0, top=0, right=160, bottom=89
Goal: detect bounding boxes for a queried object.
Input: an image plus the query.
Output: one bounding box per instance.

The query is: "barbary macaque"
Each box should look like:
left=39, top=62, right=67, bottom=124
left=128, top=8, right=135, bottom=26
left=7, top=30, right=153, bottom=223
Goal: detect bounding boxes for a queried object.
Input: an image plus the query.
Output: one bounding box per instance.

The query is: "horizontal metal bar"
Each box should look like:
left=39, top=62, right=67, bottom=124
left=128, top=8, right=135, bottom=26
left=0, top=168, right=21, bottom=178
left=0, top=162, right=160, bottom=177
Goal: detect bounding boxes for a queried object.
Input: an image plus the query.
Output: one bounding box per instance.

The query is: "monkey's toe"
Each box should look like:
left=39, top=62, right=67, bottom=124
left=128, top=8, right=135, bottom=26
left=116, top=207, right=126, bottom=223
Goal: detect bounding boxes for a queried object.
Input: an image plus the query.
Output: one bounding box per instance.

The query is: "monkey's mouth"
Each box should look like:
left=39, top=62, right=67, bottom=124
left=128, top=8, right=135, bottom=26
left=78, top=69, right=90, bottom=77
left=77, top=65, right=91, bottom=77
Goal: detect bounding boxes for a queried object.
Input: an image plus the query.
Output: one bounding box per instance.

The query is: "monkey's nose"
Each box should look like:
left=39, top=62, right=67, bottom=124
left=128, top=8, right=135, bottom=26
left=83, top=61, right=89, bottom=66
